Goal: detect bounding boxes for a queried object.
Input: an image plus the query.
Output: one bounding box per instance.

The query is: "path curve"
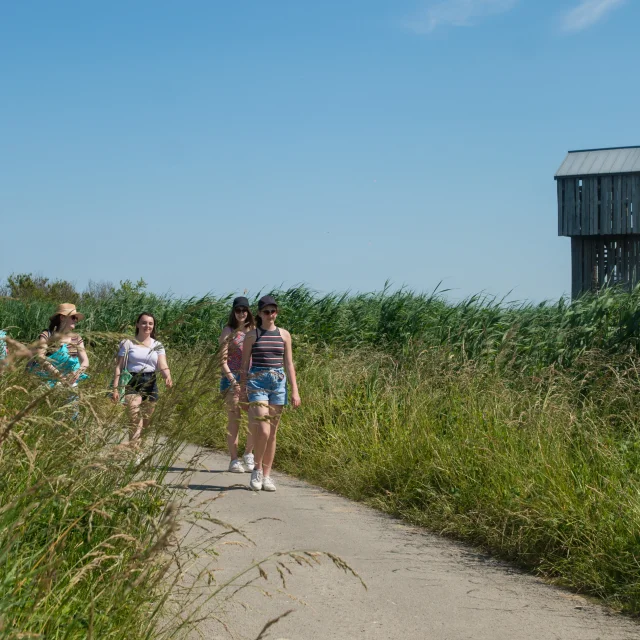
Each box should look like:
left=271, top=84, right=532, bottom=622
left=167, top=446, right=638, bottom=640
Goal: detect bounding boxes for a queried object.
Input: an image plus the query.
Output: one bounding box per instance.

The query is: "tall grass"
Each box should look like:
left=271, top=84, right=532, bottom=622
left=0, top=329, right=250, bottom=638
left=284, top=345, right=640, bottom=611
left=5, top=284, right=640, bottom=371
left=187, top=341, right=640, bottom=614
left=0, top=335, right=357, bottom=638
left=5, top=285, right=640, bottom=615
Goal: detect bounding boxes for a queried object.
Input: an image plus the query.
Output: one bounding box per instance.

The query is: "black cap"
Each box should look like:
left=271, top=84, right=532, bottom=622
left=258, top=295, right=278, bottom=310
left=232, top=296, right=249, bottom=309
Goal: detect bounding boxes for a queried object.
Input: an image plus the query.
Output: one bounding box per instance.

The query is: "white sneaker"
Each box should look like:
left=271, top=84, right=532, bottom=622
left=262, top=476, right=276, bottom=492
left=242, top=452, right=255, bottom=471
left=250, top=468, right=264, bottom=491
left=228, top=459, right=245, bottom=473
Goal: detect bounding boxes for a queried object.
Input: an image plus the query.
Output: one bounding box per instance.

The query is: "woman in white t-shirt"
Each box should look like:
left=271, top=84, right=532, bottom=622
left=112, top=312, right=173, bottom=442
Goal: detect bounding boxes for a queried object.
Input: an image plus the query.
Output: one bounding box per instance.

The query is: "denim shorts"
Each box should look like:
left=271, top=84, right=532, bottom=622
left=126, top=372, right=159, bottom=402
left=220, top=372, right=240, bottom=393
left=246, top=367, right=287, bottom=406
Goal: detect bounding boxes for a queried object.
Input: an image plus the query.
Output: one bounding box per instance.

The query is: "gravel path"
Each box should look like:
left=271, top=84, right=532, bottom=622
left=166, top=445, right=638, bottom=640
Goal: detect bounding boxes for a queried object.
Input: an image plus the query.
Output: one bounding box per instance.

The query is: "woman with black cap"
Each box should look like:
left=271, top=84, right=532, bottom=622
left=219, top=296, right=256, bottom=473
left=241, top=295, right=301, bottom=492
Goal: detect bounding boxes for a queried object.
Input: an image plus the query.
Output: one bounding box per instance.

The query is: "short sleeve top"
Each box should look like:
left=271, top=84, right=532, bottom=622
left=118, top=339, right=165, bottom=373
left=39, top=330, right=84, bottom=357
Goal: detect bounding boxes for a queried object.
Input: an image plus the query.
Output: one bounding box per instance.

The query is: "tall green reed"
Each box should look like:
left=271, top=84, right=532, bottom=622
left=5, top=283, right=640, bottom=372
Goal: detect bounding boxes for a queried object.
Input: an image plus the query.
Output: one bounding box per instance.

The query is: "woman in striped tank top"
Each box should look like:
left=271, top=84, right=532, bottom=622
left=219, top=297, right=255, bottom=474
left=241, top=295, right=301, bottom=492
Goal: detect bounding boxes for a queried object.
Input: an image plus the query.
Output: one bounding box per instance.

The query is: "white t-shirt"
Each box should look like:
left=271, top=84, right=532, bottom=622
left=118, top=339, right=165, bottom=373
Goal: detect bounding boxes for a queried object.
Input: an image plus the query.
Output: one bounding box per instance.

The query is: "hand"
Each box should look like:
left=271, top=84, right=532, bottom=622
left=291, top=392, right=301, bottom=408
left=67, top=369, right=83, bottom=385
left=112, top=389, right=120, bottom=403
left=165, top=376, right=173, bottom=388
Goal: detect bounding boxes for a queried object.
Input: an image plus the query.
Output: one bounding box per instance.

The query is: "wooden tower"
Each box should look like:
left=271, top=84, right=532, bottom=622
left=556, top=146, right=640, bottom=298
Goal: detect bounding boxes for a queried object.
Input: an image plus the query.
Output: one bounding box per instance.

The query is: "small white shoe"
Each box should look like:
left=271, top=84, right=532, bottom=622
left=228, top=459, right=245, bottom=473
left=250, top=468, right=264, bottom=491
left=262, top=476, right=276, bottom=492
left=242, top=452, right=255, bottom=471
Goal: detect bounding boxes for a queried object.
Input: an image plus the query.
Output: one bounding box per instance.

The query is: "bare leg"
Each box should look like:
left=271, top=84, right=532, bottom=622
left=225, top=389, right=242, bottom=460
left=140, top=402, right=155, bottom=432
left=126, top=395, right=155, bottom=443
left=249, top=401, right=271, bottom=470
left=262, top=405, right=283, bottom=478
left=238, top=396, right=254, bottom=455
left=126, top=394, right=144, bottom=443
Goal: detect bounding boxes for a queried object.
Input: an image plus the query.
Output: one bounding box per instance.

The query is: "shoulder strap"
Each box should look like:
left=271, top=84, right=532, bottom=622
left=122, top=339, right=131, bottom=370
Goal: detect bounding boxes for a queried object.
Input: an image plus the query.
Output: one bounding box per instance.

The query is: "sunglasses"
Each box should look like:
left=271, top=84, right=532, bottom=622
left=261, top=308, right=277, bottom=316
left=234, top=307, right=249, bottom=313
left=70, top=315, right=80, bottom=321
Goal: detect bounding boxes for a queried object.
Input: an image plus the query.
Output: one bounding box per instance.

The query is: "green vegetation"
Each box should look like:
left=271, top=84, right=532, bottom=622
left=4, top=274, right=640, bottom=618
left=5, top=274, right=640, bottom=371
left=0, top=323, right=244, bottom=638
left=276, top=347, right=640, bottom=611
left=188, top=342, right=640, bottom=613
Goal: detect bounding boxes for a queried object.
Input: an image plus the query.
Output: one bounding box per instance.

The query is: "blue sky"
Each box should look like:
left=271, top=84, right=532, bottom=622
left=1, top=0, right=637, bottom=302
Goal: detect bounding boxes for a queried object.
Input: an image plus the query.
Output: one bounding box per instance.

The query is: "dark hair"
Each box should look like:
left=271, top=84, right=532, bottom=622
left=48, top=314, right=62, bottom=334
left=135, top=312, right=157, bottom=339
left=255, top=297, right=278, bottom=329
left=226, top=306, right=255, bottom=331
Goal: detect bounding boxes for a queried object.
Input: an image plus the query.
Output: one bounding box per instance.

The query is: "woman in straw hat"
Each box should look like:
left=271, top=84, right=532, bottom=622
left=32, top=303, right=89, bottom=387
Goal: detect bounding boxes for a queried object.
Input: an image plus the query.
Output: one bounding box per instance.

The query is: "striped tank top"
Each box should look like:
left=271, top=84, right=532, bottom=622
left=251, top=327, right=285, bottom=368
left=39, top=330, right=84, bottom=357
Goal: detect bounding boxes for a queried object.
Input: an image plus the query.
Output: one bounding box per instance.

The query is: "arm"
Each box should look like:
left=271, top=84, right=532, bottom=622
left=111, top=354, right=126, bottom=402
left=69, top=336, right=89, bottom=383
left=77, top=342, right=89, bottom=370
left=218, top=327, right=237, bottom=384
left=240, top=330, right=256, bottom=390
left=157, top=353, right=173, bottom=388
left=37, top=333, right=60, bottom=378
left=281, top=329, right=301, bottom=408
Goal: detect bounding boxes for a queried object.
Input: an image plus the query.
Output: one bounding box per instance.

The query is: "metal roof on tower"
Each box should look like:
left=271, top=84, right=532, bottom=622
left=555, top=146, right=640, bottom=177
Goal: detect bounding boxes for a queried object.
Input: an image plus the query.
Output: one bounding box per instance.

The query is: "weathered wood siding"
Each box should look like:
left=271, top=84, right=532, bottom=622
left=571, top=235, right=640, bottom=298
left=557, top=174, right=640, bottom=237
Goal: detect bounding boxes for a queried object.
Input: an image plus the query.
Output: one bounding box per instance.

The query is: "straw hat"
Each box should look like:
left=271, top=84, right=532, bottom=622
left=50, top=303, right=85, bottom=321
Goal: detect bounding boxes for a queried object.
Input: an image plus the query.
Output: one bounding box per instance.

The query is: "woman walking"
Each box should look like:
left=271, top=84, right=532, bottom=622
left=241, top=295, right=300, bottom=492
left=219, top=296, right=255, bottom=473
left=33, top=303, right=89, bottom=387
left=112, top=312, right=172, bottom=443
